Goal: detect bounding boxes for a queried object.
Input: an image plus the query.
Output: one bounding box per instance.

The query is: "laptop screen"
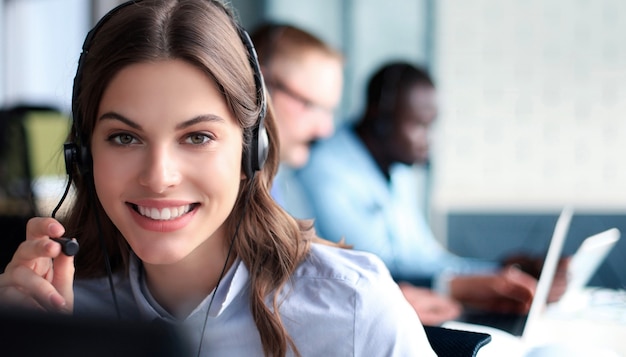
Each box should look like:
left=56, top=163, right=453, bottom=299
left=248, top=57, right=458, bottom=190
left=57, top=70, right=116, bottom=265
left=564, top=228, right=620, bottom=298
left=521, top=206, right=573, bottom=341
left=454, top=207, right=574, bottom=338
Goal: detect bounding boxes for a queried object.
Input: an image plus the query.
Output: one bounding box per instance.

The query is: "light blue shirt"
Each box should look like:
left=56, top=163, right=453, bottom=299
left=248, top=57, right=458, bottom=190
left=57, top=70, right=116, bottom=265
left=294, top=126, right=498, bottom=288
left=74, top=243, right=435, bottom=356
left=272, top=164, right=315, bottom=219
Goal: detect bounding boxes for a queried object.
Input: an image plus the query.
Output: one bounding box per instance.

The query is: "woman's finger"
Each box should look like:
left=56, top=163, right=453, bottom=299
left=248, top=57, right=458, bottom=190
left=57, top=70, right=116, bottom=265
left=7, top=238, right=60, bottom=271
left=7, top=265, right=69, bottom=312
left=52, top=250, right=75, bottom=310
left=0, top=285, right=46, bottom=311
left=25, top=217, right=65, bottom=242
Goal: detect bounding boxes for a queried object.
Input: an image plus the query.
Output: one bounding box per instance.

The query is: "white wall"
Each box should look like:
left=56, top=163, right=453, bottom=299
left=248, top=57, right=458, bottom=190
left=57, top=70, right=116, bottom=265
left=3, top=0, right=89, bottom=112
left=431, top=0, right=626, bottom=213
left=343, top=0, right=430, bottom=120
left=1, top=0, right=430, bottom=123
left=10, top=0, right=622, bottom=216
left=263, top=0, right=430, bottom=121
left=264, top=0, right=344, bottom=50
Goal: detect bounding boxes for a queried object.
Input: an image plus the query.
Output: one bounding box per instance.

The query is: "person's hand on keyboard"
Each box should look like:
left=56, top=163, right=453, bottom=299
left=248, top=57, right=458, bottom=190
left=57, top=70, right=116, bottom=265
left=398, top=282, right=462, bottom=325
left=503, top=254, right=571, bottom=303
left=449, top=265, right=537, bottom=313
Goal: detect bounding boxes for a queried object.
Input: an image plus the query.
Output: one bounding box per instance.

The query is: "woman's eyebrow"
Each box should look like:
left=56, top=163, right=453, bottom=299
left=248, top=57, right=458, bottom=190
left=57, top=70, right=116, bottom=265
left=96, top=112, right=225, bottom=130
left=98, top=112, right=142, bottom=130
left=175, top=114, right=225, bottom=130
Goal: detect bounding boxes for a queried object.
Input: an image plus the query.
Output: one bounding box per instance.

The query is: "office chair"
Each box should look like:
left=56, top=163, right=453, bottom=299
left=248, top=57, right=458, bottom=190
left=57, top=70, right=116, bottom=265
left=424, top=325, right=492, bottom=357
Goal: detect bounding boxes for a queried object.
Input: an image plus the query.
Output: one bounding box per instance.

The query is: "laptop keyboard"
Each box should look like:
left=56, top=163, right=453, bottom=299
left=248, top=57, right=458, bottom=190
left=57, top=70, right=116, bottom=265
left=458, top=310, right=528, bottom=336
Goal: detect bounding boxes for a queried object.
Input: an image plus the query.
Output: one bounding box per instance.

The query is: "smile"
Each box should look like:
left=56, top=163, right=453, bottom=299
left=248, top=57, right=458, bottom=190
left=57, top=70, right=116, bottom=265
left=132, top=204, right=197, bottom=221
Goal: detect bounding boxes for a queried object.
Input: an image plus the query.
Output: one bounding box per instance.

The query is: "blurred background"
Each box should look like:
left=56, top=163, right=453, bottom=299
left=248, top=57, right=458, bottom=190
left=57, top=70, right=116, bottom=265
left=1, top=0, right=625, bottom=288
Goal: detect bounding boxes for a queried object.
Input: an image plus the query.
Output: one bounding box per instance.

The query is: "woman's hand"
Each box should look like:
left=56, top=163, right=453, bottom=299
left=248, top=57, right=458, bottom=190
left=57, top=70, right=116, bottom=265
left=0, top=217, right=75, bottom=313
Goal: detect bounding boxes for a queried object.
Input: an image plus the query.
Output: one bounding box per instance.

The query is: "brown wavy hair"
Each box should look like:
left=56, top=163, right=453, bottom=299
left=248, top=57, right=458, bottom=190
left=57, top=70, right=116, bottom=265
left=63, top=1, right=333, bottom=356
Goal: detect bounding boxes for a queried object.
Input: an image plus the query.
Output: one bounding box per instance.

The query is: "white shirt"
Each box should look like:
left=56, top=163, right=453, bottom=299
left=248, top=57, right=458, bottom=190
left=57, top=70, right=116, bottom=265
left=74, top=243, right=436, bottom=356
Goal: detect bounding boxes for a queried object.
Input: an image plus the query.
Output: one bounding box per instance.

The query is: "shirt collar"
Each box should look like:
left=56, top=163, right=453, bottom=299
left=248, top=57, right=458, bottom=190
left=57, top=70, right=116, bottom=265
left=128, top=252, right=250, bottom=322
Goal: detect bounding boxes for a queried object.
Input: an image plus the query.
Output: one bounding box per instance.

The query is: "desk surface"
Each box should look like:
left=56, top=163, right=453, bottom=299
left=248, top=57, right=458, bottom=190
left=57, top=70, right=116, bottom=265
left=444, top=288, right=626, bottom=357
left=533, top=288, right=626, bottom=355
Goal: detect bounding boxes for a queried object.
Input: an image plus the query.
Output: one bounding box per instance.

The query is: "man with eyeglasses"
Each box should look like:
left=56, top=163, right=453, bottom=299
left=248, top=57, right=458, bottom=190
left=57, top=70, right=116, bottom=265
left=251, top=23, right=343, bottom=216
left=251, top=25, right=494, bottom=327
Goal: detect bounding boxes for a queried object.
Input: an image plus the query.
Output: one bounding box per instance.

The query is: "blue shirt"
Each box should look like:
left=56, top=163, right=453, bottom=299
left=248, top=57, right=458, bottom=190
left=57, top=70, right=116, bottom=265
left=294, top=125, right=498, bottom=288
left=74, top=243, right=435, bottom=356
left=272, top=164, right=315, bottom=219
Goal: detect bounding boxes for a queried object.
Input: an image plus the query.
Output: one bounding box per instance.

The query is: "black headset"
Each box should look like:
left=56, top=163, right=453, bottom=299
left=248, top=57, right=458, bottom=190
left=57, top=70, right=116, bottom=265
left=64, top=0, right=269, bottom=183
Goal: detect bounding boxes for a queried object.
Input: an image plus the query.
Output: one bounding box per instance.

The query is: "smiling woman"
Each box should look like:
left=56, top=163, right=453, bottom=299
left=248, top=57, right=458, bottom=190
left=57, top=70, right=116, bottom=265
left=0, top=1, right=435, bottom=356
left=92, top=60, right=244, bottom=264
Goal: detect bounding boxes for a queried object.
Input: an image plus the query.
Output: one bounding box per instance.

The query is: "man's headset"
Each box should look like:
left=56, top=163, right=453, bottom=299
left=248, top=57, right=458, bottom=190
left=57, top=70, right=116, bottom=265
left=63, top=0, right=269, bottom=183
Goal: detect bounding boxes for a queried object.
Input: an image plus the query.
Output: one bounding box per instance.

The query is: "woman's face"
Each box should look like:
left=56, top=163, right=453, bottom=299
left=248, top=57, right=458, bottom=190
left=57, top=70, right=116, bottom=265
left=91, top=59, right=244, bottom=266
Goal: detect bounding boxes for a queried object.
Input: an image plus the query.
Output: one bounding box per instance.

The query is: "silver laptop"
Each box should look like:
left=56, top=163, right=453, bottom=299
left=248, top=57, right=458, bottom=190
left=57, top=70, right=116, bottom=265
left=456, top=206, right=574, bottom=339
left=560, top=227, right=620, bottom=304
left=520, top=206, right=574, bottom=341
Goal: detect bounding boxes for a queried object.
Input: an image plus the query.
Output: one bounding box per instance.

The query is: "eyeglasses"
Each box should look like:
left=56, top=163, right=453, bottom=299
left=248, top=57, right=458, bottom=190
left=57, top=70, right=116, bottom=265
left=269, top=79, right=335, bottom=116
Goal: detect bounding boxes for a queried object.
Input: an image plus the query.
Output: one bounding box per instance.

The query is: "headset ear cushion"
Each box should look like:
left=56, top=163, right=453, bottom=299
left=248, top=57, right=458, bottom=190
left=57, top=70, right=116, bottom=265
left=243, top=120, right=269, bottom=179
left=79, top=145, right=92, bottom=175
left=63, top=142, right=92, bottom=177
left=256, top=123, right=269, bottom=171
left=64, top=142, right=78, bottom=176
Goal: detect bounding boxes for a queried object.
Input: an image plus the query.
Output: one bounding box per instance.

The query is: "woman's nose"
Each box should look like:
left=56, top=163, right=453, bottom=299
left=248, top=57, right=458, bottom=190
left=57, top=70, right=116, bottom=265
left=138, top=146, right=182, bottom=193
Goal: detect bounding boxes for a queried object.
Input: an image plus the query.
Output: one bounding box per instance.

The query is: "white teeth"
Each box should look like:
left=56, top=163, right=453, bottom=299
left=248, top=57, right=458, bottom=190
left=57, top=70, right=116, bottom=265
left=137, top=205, right=191, bottom=220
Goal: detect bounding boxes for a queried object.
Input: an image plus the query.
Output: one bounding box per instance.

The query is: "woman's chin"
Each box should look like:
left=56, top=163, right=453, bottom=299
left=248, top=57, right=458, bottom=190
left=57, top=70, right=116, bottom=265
left=131, top=244, right=189, bottom=266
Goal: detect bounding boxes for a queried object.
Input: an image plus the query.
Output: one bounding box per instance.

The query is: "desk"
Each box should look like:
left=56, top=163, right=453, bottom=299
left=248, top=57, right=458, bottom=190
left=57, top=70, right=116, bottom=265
left=443, top=288, right=626, bottom=357
left=530, top=289, right=626, bottom=356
